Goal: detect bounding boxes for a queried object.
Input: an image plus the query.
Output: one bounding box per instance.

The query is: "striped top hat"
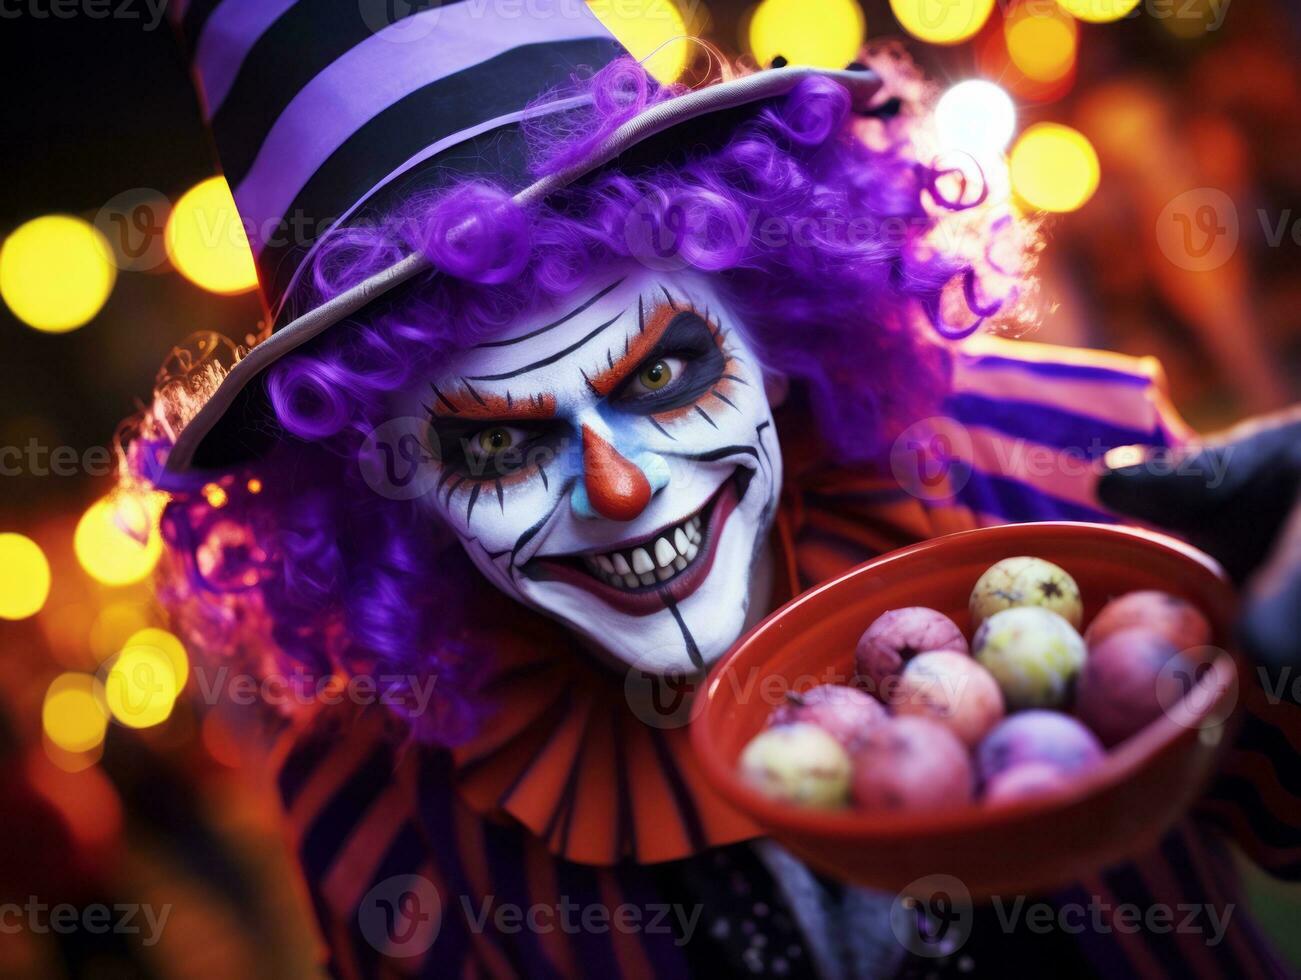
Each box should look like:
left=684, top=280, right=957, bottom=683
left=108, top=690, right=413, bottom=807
left=166, top=0, right=882, bottom=472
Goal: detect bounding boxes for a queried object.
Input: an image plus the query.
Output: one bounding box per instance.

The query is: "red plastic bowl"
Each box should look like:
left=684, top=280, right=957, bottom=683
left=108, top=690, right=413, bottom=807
left=691, top=522, right=1240, bottom=897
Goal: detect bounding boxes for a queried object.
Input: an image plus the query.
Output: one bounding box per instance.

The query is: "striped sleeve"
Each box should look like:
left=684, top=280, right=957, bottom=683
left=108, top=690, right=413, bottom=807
left=943, top=335, right=1193, bottom=526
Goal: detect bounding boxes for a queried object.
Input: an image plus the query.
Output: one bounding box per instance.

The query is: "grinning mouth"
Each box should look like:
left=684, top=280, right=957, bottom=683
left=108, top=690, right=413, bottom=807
left=525, top=467, right=753, bottom=616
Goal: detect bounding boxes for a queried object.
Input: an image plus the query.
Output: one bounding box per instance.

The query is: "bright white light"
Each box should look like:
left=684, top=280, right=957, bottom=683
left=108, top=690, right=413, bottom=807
left=935, top=80, right=1017, bottom=158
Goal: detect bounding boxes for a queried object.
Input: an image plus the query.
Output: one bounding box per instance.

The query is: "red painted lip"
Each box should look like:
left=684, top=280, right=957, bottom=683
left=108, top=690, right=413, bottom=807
left=526, top=469, right=746, bottom=617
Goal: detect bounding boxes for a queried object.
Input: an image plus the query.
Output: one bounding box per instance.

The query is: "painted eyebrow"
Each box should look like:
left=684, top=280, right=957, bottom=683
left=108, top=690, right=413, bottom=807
left=464, top=309, right=626, bottom=382
left=470, top=277, right=626, bottom=350
left=427, top=385, right=557, bottom=420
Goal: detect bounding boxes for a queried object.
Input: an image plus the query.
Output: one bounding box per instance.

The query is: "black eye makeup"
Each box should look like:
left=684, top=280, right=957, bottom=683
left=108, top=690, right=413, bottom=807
left=610, top=310, right=726, bottom=414
left=425, top=417, right=562, bottom=482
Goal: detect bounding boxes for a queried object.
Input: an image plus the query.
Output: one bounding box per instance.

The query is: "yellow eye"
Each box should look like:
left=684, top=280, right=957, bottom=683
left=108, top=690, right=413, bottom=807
left=637, top=359, right=674, bottom=392
left=476, top=427, right=514, bottom=454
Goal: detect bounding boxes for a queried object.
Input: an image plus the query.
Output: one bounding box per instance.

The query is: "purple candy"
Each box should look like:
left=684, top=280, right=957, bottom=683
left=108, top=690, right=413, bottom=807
left=976, top=711, right=1105, bottom=785
left=855, top=607, right=969, bottom=698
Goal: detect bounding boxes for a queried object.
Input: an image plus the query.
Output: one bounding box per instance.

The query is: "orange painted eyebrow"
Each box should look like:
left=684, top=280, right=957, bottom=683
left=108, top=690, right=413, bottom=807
left=428, top=384, right=556, bottom=421
left=584, top=300, right=701, bottom=397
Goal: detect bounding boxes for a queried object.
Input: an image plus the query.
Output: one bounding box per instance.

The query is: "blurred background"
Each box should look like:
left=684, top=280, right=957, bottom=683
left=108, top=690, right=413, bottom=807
left=1, top=0, right=1299, bottom=976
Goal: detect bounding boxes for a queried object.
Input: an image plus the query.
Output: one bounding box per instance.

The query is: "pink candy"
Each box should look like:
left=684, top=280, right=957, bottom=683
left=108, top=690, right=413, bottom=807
left=855, top=607, right=968, bottom=697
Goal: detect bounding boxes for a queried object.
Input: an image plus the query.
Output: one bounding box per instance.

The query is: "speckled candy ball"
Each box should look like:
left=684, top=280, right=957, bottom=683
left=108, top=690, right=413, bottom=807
left=1076, top=627, right=1214, bottom=747
left=892, top=650, right=1006, bottom=747
left=973, top=606, right=1087, bottom=710
left=976, top=711, right=1105, bottom=786
left=854, top=607, right=969, bottom=697
left=969, top=556, right=1083, bottom=630
left=1085, top=590, right=1212, bottom=653
left=768, top=684, right=887, bottom=753
left=739, top=723, right=852, bottom=808
left=982, top=762, right=1073, bottom=806
left=850, top=716, right=974, bottom=812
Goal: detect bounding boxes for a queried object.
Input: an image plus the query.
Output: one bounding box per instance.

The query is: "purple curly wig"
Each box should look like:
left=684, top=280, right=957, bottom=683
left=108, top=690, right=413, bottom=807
left=136, top=55, right=1032, bottom=744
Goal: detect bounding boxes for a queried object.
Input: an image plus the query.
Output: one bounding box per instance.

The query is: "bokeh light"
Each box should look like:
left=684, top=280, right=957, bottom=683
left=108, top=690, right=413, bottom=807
left=1053, top=0, right=1141, bottom=24
left=1009, top=123, right=1101, bottom=212
left=0, top=532, right=51, bottom=619
left=74, top=491, right=166, bottom=587
left=750, top=0, right=865, bottom=69
left=935, top=80, right=1017, bottom=157
left=165, top=176, right=259, bottom=295
left=0, top=215, right=115, bottom=333
left=105, top=645, right=179, bottom=729
left=1006, top=4, right=1078, bottom=82
left=588, top=0, right=690, bottom=82
left=890, top=0, right=995, bottom=45
left=42, top=672, right=108, bottom=753
left=123, top=626, right=190, bottom=689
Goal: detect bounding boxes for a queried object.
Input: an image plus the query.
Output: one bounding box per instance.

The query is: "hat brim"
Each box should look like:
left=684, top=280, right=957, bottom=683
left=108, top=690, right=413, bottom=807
left=165, top=65, right=883, bottom=474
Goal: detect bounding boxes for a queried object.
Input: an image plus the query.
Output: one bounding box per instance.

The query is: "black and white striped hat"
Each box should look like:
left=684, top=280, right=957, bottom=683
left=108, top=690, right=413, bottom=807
left=166, top=0, right=881, bottom=472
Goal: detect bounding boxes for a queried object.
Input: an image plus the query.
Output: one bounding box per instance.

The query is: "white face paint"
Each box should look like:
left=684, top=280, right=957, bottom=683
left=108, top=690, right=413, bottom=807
left=396, top=269, right=782, bottom=675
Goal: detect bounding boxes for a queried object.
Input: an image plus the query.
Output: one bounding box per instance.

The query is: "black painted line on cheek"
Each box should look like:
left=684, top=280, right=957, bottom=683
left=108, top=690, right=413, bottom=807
left=495, top=478, right=505, bottom=511
left=649, top=417, right=676, bottom=441
left=693, top=405, right=718, bottom=429
left=711, top=389, right=740, bottom=412
left=466, top=483, right=481, bottom=522
left=443, top=475, right=464, bottom=507
left=660, top=591, right=704, bottom=670
left=755, top=420, right=774, bottom=470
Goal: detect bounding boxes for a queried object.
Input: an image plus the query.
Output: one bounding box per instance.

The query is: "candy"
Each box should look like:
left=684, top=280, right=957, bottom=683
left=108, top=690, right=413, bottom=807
left=850, top=717, right=974, bottom=812
left=738, top=723, right=852, bottom=808
left=892, top=650, right=1005, bottom=747
left=977, top=711, right=1104, bottom=785
left=855, top=607, right=968, bottom=697
left=769, top=684, right=887, bottom=753
left=1085, top=590, right=1212, bottom=653
left=972, top=606, right=1086, bottom=710
left=1076, top=627, right=1214, bottom=746
left=982, top=762, right=1073, bottom=805
left=969, top=557, right=1083, bottom=630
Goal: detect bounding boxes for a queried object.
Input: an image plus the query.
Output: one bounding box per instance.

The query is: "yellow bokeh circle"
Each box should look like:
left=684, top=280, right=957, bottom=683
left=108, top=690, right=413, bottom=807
left=0, top=533, right=51, bottom=620
left=105, top=646, right=179, bottom=729
left=588, top=0, right=690, bottom=82
left=890, top=0, right=995, bottom=45
left=74, top=492, right=166, bottom=587
left=1053, top=0, right=1141, bottom=24
left=43, top=673, right=108, bottom=753
left=1009, top=123, right=1101, bottom=213
left=0, top=215, right=116, bottom=333
left=1006, top=8, right=1078, bottom=82
left=750, top=0, right=865, bottom=70
left=165, top=177, right=259, bottom=295
left=122, top=627, right=190, bottom=689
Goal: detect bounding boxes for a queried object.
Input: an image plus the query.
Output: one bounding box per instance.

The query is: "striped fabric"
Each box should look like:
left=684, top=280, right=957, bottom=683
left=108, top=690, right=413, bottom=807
left=171, top=0, right=625, bottom=322
left=267, top=338, right=1300, bottom=978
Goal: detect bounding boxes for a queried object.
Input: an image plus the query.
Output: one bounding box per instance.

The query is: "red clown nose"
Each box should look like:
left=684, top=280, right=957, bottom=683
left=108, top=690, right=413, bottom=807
left=581, top=426, right=652, bottom=521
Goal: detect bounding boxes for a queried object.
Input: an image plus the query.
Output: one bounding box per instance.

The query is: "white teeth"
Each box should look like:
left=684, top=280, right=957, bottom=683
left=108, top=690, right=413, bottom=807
left=578, top=501, right=715, bottom=592
left=631, top=548, right=654, bottom=574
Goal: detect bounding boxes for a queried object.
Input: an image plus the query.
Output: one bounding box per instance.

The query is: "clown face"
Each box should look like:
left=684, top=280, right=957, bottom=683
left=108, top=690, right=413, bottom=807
left=400, top=270, right=782, bottom=674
